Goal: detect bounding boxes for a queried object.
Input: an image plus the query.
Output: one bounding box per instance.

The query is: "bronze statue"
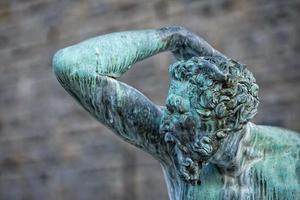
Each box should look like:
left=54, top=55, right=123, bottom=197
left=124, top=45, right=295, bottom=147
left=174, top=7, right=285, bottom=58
left=53, top=26, right=300, bottom=200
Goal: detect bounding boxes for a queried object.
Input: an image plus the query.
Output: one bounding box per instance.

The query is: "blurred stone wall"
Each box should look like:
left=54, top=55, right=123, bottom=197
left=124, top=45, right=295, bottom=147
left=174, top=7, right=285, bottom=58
left=0, top=0, right=299, bottom=199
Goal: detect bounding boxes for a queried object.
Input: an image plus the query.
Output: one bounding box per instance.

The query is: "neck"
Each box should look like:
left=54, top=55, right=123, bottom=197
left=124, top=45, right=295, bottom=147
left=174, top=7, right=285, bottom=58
left=211, top=122, right=263, bottom=199
left=211, top=123, right=261, bottom=174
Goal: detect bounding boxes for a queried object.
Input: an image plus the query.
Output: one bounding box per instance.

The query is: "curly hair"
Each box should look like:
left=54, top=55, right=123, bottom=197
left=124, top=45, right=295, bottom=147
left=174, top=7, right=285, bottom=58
left=169, top=56, right=259, bottom=134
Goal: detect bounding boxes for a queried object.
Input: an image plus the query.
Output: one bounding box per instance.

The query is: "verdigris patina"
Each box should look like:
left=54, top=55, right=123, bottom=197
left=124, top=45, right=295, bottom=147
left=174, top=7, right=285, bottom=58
left=52, top=26, right=300, bottom=200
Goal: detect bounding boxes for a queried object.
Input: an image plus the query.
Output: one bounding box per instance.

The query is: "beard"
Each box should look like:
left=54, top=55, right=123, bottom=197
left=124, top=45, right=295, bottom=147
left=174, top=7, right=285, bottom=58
left=159, top=109, right=223, bottom=185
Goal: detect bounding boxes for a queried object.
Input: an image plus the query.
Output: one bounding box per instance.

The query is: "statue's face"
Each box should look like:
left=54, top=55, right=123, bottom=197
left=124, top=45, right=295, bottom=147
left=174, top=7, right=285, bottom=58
left=160, top=78, right=214, bottom=160
left=160, top=78, right=215, bottom=185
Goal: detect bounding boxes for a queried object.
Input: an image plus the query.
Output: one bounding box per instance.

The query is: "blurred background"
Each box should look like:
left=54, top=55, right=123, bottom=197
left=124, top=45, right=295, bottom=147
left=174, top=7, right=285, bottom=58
left=0, top=0, right=299, bottom=199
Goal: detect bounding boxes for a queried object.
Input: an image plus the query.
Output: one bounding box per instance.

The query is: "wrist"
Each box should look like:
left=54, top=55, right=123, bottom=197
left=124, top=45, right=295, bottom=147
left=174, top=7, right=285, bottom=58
left=157, top=26, right=188, bottom=51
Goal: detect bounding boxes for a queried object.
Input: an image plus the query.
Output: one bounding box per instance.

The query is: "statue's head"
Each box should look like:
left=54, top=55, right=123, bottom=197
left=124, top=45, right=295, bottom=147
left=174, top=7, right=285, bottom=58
left=160, top=56, right=259, bottom=184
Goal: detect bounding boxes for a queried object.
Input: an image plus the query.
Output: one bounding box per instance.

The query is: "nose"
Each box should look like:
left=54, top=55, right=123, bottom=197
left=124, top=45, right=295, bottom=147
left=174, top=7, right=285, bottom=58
left=166, top=95, right=189, bottom=114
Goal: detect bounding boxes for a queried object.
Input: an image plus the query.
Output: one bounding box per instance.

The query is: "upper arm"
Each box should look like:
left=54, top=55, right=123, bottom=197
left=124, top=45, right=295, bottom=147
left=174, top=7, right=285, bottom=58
left=55, top=67, right=166, bottom=161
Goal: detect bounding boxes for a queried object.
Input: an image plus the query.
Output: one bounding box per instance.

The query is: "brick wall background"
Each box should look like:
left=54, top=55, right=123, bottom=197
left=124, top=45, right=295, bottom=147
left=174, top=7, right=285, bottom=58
left=0, top=0, right=299, bottom=199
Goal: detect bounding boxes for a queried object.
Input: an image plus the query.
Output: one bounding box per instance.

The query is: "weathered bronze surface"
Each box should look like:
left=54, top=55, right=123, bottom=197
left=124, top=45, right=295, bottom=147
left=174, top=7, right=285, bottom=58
left=53, top=26, right=300, bottom=200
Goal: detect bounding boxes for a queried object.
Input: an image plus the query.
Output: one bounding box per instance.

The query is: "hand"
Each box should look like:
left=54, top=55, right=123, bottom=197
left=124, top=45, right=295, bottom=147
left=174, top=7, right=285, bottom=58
left=157, top=26, right=226, bottom=60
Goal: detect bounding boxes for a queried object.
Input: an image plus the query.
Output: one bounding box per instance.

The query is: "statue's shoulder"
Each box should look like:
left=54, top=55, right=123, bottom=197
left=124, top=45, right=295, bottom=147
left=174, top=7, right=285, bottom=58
left=249, top=123, right=300, bottom=199
left=251, top=123, right=300, bottom=152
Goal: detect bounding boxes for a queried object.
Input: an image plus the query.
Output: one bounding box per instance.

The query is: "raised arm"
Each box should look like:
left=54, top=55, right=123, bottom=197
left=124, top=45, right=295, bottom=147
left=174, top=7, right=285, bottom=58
left=52, top=26, right=223, bottom=161
left=53, top=26, right=225, bottom=78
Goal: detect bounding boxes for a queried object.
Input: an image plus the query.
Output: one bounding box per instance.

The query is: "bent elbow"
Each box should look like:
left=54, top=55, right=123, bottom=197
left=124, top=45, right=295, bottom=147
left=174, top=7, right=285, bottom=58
left=52, top=48, right=67, bottom=79
left=52, top=47, right=78, bottom=87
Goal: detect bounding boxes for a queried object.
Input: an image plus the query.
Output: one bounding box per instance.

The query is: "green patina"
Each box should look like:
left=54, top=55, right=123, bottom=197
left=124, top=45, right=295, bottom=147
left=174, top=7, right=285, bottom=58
left=53, top=26, right=300, bottom=200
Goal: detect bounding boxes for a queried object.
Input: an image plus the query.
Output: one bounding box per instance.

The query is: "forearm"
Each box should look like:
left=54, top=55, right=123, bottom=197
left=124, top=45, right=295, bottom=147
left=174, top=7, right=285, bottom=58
left=53, top=29, right=168, bottom=78
left=52, top=26, right=224, bottom=79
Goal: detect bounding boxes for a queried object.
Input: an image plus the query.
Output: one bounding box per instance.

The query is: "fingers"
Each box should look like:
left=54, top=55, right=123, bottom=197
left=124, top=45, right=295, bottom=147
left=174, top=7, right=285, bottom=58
left=157, top=26, right=226, bottom=60
left=188, top=33, right=227, bottom=59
